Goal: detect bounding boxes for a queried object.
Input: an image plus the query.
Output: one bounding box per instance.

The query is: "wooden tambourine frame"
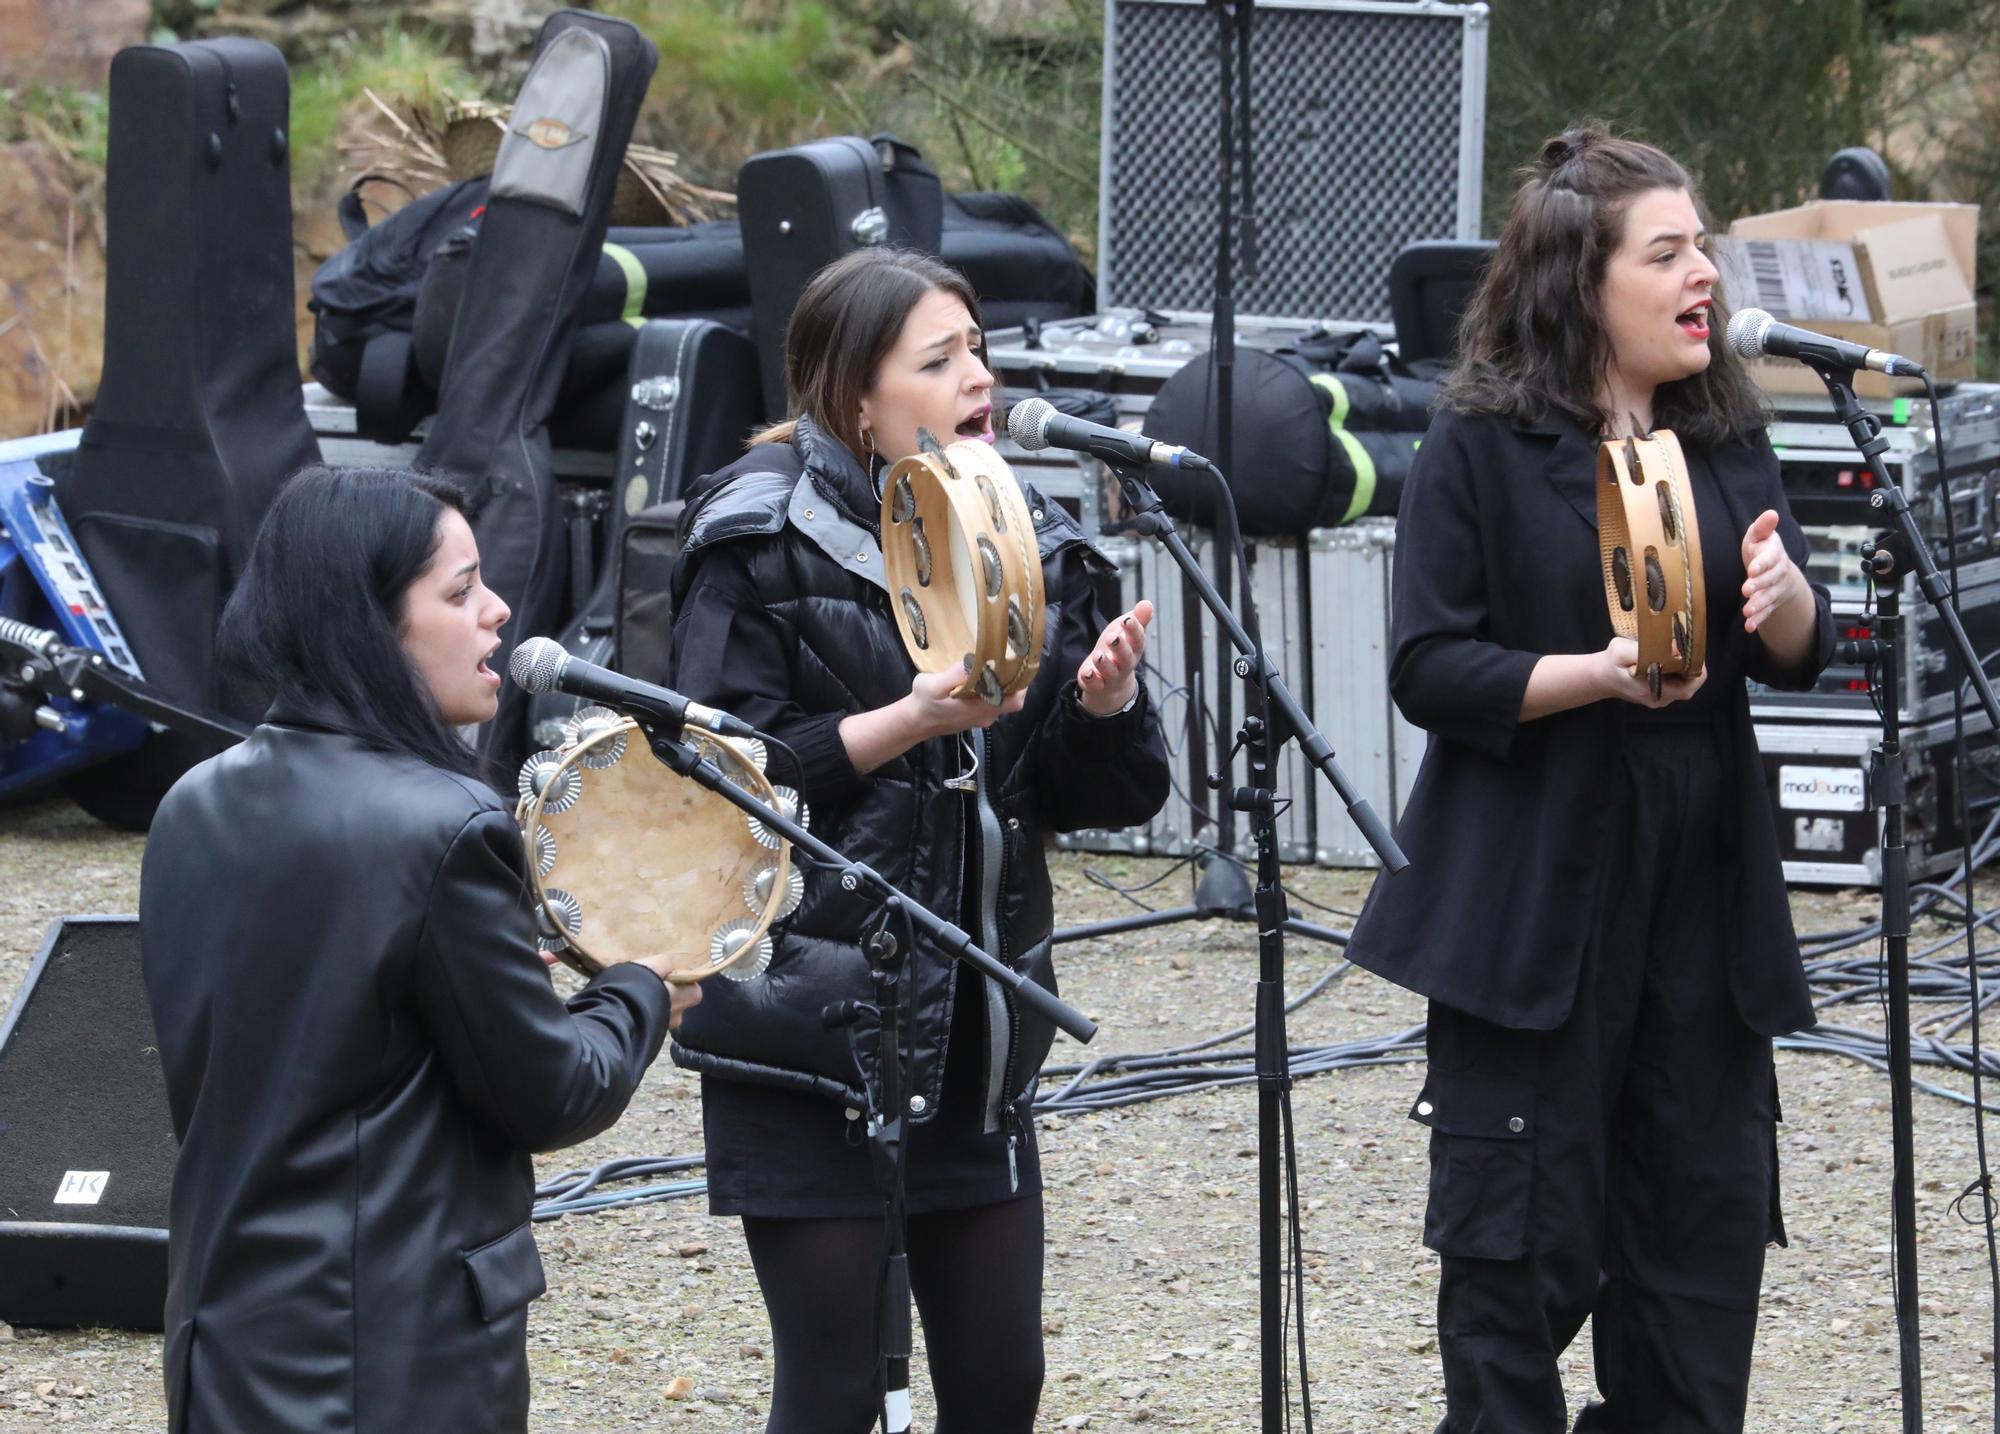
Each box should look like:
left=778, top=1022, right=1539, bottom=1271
left=881, top=438, right=1047, bottom=706
left=514, top=711, right=801, bottom=982
left=1597, top=428, right=1707, bottom=699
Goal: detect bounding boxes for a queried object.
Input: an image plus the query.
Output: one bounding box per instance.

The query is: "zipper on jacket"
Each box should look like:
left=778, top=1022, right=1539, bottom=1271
left=969, top=726, right=1014, bottom=1134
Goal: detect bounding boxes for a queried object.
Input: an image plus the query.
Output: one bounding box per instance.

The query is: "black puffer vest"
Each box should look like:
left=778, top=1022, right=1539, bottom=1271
left=663, top=419, right=1169, bottom=1129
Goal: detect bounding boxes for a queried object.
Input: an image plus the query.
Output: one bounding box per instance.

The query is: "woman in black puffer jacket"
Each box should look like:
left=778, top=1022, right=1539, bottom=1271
left=661, top=248, right=1171, bottom=1432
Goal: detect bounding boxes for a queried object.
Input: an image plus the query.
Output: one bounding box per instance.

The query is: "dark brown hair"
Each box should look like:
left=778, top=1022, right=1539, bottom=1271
left=1444, top=124, right=1766, bottom=448
left=751, top=247, right=986, bottom=459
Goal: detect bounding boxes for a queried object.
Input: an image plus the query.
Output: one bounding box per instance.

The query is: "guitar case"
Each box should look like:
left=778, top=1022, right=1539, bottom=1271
left=58, top=38, right=319, bottom=718
left=525, top=317, right=760, bottom=749
left=413, top=8, right=658, bottom=764
left=737, top=135, right=946, bottom=418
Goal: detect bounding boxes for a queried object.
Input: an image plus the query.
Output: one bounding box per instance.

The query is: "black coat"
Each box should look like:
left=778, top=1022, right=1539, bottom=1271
left=663, top=419, right=1171, bottom=1126
left=139, top=703, right=674, bottom=1434
left=1345, top=408, right=1834, bottom=1036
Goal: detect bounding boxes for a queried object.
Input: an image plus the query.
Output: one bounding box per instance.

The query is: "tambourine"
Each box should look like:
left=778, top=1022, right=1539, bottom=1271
left=514, top=706, right=807, bottom=981
left=1597, top=427, right=1706, bottom=700
left=881, top=434, right=1047, bottom=706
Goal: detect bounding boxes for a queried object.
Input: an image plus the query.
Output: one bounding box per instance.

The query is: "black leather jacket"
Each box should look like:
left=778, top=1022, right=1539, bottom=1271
left=664, top=419, right=1170, bottom=1128
left=139, top=702, right=674, bottom=1433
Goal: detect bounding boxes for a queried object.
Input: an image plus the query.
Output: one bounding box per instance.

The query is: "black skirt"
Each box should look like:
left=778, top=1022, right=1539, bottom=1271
left=699, top=974, right=1043, bottom=1218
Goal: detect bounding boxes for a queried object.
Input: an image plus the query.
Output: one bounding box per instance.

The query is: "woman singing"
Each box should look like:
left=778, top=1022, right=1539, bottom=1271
left=1347, top=127, right=1834, bottom=1431
left=141, top=467, right=699, bottom=1433
left=661, top=247, right=1171, bottom=1432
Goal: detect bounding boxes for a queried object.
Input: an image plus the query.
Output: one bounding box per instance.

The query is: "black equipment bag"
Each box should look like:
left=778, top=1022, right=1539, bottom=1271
left=943, top=192, right=1094, bottom=331
left=738, top=135, right=947, bottom=418
left=58, top=38, right=320, bottom=719
left=527, top=318, right=761, bottom=748
left=410, top=218, right=755, bottom=395
left=1140, top=339, right=1433, bottom=534
left=307, top=175, right=489, bottom=437
left=414, top=8, right=658, bottom=764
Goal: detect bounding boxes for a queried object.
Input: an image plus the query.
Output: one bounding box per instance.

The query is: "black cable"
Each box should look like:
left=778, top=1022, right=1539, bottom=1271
left=1923, top=373, right=2000, bottom=1428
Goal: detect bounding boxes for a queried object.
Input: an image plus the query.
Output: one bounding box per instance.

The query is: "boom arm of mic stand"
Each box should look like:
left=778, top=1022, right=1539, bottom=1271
left=641, top=724, right=1098, bottom=1044
left=1811, top=361, right=2000, bottom=733
left=1111, top=466, right=1409, bottom=873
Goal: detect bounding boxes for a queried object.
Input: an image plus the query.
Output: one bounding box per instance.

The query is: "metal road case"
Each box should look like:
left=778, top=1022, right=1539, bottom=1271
left=1771, top=382, right=2000, bottom=593
left=990, top=313, right=1371, bottom=435
left=1099, top=0, right=1489, bottom=322
left=1059, top=520, right=1422, bottom=871
left=1057, top=533, right=1191, bottom=857
left=1747, top=561, right=2000, bottom=726
left=1752, top=384, right=2000, bottom=723
left=1756, top=712, right=1998, bottom=887
left=1307, top=519, right=1426, bottom=867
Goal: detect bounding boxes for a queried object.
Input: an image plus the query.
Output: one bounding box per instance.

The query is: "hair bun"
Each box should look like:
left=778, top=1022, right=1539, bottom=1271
left=1539, top=131, right=1589, bottom=176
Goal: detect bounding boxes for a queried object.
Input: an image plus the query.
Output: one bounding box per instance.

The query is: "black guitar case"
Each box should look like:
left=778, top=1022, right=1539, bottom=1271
left=525, top=317, right=760, bottom=748
left=413, top=8, right=658, bottom=763
left=738, top=135, right=946, bottom=418
left=58, top=38, right=319, bottom=718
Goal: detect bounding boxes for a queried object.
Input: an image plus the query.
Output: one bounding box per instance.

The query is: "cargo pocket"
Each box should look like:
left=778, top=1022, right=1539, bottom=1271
left=1411, top=1072, right=1537, bottom=1261
left=463, top=1221, right=548, bottom=1322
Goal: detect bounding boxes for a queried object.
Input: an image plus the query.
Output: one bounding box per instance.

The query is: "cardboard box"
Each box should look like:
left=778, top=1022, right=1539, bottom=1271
left=1718, top=200, right=1980, bottom=397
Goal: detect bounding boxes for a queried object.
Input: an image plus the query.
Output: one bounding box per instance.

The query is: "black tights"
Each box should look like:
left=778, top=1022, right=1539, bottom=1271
left=741, top=1195, right=1046, bottom=1434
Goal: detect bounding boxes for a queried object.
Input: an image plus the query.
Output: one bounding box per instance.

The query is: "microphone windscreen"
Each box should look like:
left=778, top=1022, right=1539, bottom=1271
left=1005, top=397, right=1054, bottom=451
left=1726, top=307, right=1772, bottom=360
left=508, top=637, right=568, bottom=693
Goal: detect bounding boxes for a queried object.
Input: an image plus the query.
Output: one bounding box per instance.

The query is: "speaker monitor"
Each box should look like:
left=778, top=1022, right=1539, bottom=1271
left=0, top=916, right=171, bottom=1331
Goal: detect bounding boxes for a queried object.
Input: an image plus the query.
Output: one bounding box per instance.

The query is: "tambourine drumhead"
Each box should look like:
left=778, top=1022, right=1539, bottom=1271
left=1597, top=427, right=1706, bottom=692
left=881, top=439, right=1047, bottom=705
left=515, top=711, right=802, bottom=981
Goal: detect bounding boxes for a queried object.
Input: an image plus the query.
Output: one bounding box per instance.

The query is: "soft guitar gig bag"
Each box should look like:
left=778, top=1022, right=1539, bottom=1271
left=414, top=9, right=658, bottom=763
left=58, top=38, right=320, bottom=718
left=526, top=317, right=760, bottom=748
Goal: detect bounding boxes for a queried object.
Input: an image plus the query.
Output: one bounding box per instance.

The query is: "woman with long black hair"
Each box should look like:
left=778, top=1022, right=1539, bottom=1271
left=1346, top=128, right=1834, bottom=1432
left=660, top=247, right=1172, bottom=1432
left=140, top=466, right=699, bottom=1433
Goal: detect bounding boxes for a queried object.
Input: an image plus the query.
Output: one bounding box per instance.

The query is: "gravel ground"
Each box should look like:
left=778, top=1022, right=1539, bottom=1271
left=4, top=792, right=2000, bottom=1431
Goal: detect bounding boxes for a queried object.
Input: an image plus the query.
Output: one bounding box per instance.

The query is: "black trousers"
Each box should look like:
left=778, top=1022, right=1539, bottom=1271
left=741, top=1194, right=1046, bottom=1434
left=1415, top=728, right=1783, bottom=1433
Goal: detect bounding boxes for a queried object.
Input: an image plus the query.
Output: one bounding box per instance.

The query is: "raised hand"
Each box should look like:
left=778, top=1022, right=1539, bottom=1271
left=1740, top=509, right=1807, bottom=635
left=1077, top=600, right=1155, bottom=716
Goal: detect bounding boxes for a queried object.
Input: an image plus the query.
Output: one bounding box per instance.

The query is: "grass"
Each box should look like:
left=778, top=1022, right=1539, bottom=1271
left=286, top=24, right=475, bottom=191
left=0, top=83, right=111, bottom=178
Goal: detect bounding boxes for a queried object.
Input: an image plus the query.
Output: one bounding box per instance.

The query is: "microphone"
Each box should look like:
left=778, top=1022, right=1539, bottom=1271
left=1726, top=307, right=1927, bottom=376
left=508, top=637, right=761, bottom=742
left=1006, top=396, right=1212, bottom=470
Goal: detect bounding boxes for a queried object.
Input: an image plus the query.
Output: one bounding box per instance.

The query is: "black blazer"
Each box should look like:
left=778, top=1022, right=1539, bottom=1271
left=1345, top=408, right=1834, bottom=1035
left=139, top=702, right=675, bottom=1434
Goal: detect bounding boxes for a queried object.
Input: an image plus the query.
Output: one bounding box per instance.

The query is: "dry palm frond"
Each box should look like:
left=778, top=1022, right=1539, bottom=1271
left=341, top=89, right=734, bottom=227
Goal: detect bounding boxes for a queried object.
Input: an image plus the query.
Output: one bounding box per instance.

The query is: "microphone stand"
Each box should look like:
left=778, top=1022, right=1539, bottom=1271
left=824, top=896, right=919, bottom=1433
left=637, top=723, right=1098, bottom=1434
left=1201, top=0, right=1256, bottom=867
left=1807, top=358, right=2000, bottom=1434
left=1108, top=459, right=1407, bottom=1432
